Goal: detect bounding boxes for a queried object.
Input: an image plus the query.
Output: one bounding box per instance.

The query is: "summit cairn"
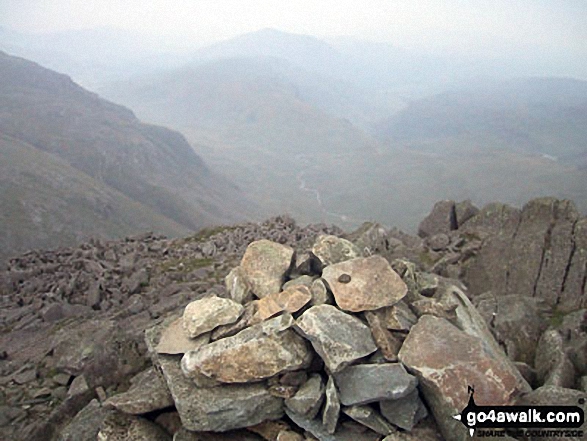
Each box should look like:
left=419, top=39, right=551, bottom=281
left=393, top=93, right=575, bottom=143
left=113, top=235, right=531, bottom=441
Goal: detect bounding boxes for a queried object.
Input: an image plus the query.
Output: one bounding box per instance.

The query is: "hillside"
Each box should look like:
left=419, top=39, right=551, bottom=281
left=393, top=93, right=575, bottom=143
left=0, top=51, right=255, bottom=262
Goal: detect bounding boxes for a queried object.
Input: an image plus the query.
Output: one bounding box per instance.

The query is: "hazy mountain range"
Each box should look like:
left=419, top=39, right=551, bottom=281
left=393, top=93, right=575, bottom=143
left=0, top=27, right=585, bottom=260
left=0, top=51, right=254, bottom=262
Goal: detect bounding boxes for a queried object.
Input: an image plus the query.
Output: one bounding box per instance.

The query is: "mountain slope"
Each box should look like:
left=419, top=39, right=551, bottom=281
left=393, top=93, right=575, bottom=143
left=0, top=51, right=255, bottom=260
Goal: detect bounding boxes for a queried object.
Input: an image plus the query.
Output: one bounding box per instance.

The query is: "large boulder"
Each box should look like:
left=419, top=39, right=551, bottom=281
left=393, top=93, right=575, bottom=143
left=417, top=200, right=457, bottom=238
left=398, top=315, right=530, bottom=441
left=294, top=305, right=377, bottom=373
left=321, top=256, right=407, bottom=312
left=240, top=240, right=295, bottom=298
left=182, top=314, right=312, bottom=383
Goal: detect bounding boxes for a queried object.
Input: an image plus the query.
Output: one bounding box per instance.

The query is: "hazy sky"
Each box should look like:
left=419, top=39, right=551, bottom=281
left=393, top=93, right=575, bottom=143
left=1, top=0, right=586, bottom=55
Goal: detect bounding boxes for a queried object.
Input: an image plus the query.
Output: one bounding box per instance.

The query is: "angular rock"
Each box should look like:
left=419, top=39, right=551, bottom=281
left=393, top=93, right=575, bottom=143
left=382, top=301, right=418, bottom=332
left=174, top=428, right=263, bottom=440
left=211, top=301, right=257, bottom=341
left=225, top=266, right=253, bottom=304
left=398, top=315, right=530, bottom=441
left=455, top=200, right=479, bottom=228
left=321, top=256, right=407, bottom=312
left=411, top=298, right=457, bottom=321
left=252, top=286, right=312, bottom=323
left=97, top=411, right=171, bottom=441
left=364, top=311, right=402, bottom=361
left=58, top=399, right=108, bottom=441
left=284, top=373, right=324, bottom=419
left=240, top=240, right=295, bottom=298
left=283, top=275, right=314, bottom=291
left=104, top=368, right=173, bottom=415
left=535, top=329, right=576, bottom=388
left=427, top=234, right=450, bottom=251
left=418, top=200, right=456, bottom=238
left=474, top=293, right=549, bottom=364
left=182, top=314, right=312, bottom=383
left=380, top=389, right=428, bottom=431
left=156, top=317, right=210, bottom=355
left=334, top=363, right=417, bottom=406
left=146, top=325, right=284, bottom=432
left=322, top=376, right=340, bottom=435
left=182, top=296, right=244, bottom=338
left=311, top=235, right=361, bottom=268
left=285, top=408, right=381, bottom=441
left=248, top=420, right=291, bottom=440
left=294, top=305, right=377, bottom=373
left=563, top=218, right=587, bottom=310
left=310, top=278, right=332, bottom=306
left=276, top=430, right=304, bottom=441
left=343, top=405, right=395, bottom=436
left=345, top=222, right=389, bottom=256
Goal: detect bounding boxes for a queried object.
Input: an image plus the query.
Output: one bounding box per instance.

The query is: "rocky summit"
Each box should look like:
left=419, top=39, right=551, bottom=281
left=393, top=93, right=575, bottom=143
left=0, top=198, right=586, bottom=441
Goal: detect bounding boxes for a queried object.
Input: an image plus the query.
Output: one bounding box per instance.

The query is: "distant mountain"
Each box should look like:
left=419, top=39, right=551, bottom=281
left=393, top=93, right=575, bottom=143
left=376, top=77, right=587, bottom=165
left=0, top=51, right=254, bottom=261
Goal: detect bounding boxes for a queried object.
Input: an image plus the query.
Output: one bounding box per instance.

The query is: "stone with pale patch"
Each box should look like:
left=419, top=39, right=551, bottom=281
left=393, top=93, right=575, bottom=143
left=284, top=373, right=324, bottom=419
left=311, top=235, right=361, bottom=267
left=321, top=256, right=407, bottom=312
left=225, top=266, right=253, bottom=304
left=240, top=240, right=295, bottom=298
left=182, top=314, right=312, bottom=383
left=398, top=315, right=530, bottom=441
left=294, top=305, right=377, bottom=373
left=322, top=376, right=340, bottom=434
left=342, top=405, right=395, bottom=436
left=182, top=296, right=244, bottom=338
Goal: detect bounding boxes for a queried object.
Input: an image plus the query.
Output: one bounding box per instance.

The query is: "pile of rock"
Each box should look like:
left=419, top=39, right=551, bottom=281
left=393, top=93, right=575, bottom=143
left=99, top=235, right=549, bottom=441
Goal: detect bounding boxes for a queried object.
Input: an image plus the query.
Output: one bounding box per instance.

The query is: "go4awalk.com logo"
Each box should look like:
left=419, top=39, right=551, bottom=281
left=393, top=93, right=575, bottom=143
left=453, top=386, right=585, bottom=438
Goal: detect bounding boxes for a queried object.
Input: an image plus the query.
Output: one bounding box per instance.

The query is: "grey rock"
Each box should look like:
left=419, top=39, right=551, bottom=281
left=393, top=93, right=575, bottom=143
left=322, top=376, right=340, bottom=435
left=145, top=325, right=284, bottom=432
left=294, top=305, right=377, bottom=373
left=380, top=389, right=428, bottom=431
left=345, top=222, right=389, bottom=256
left=182, top=313, right=312, bottom=383
left=156, top=317, right=210, bottom=355
left=311, top=235, right=361, bottom=268
left=225, top=266, right=253, bottom=304
left=104, top=368, right=173, bottom=415
left=418, top=200, right=456, bottom=238
left=343, top=405, right=395, bottom=436
left=382, top=301, right=418, bottom=332
left=285, top=373, right=324, bottom=419
left=427, top=234, right=450, bottom=251
left=454, top=200, right=479, bottom=228
left=97, top=411, right=171, bottom=441
left=240, top=240, right=295, bottom=298
left=182, top=296, right=244, bottom=338
left=283, top=275, right=315, bottom=290
left=285, top=408, right=381, bottom=441
left=535, top=329, right=576, bottom=388
left=334, top=363, right=417, bottom=406
left=309, top=278, right=332, bottom=306
left=58, top=399, right=108, bottom=441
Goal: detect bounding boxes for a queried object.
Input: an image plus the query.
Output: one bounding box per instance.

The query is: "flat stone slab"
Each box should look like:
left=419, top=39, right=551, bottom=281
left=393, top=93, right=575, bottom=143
left=322, top=256, right=407, bottom=312
left=398, top=315, right=530, bottom=441
left=285, top=408, right=381, bottom=441
left=240, top=240, right=295, bottom=298
left=145, top=324, right=283, bottom=432
left=183, top=296, right=244, bottom=338
left=156, top=317, right=210, bottom=355
left=284, top=373, right=324, bottom=419
left=342, top=405, right=395, bottom=436
left=322, top=376, right=340, bottom=434
left=334, top=363, right=417, bottom=406
left=380, top=389, right=428, bottom=431
left=182, top=314, right=312, bottom=383
left=104, top=367, right=173, bottom=414
left=294, top=305, right=377, bottom=373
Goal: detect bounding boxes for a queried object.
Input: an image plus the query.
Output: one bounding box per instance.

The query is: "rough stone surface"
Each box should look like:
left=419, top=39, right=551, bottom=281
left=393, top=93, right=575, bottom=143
left=322, top=376, right=340, bottom=435
left=311, top=235, right=361, bottom=267
left=284, top=373, right=324, bottom=419
left=345, top=222, right=390, bottom=256
left=309, top=278, right=332, bottom=306
left=182, top=314, right=312, bottom=383
left=240, top=240, right=295, bottom=298
left=252, top=286, right=312, bottom=323
left=343, top=405, right=395, bottom=436
left=225, top=266, right=253, bottom=304
left=364, top=310, right=402, bottom=361
left=156, top=317, right=211, bottom=355
left=455, top=200, right=479, bottom=228
left=322, top=256, right=407, bottom=312
left=97, top=411, right=171, bottom=441
left=334, top=363, right=417, bottom=406
left=146, top=325, right=284, bottom=432
left=382, top=301, right=418, bottom=332
left=474, top=293, right=549, bottom=365
left=183, top=296, right=244, bottom=338
left=58, top=399, right=108, bottom=441
left=104, top=367, right=173, bottom=415
left=534, top=329, right=576, bottom=389
left=379, top=389, right=428, bottom=431
left=418, top=200, right=456, bottom=238
left=294, top=305, right=377, bottom=373
left=285, top=408, right=380, bottom=441
left=398, top=315, right=530, bottom=441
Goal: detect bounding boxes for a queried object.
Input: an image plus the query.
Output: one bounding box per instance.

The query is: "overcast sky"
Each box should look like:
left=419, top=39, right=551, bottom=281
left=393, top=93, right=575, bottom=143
left=1, top=0, right=586, bottom=55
